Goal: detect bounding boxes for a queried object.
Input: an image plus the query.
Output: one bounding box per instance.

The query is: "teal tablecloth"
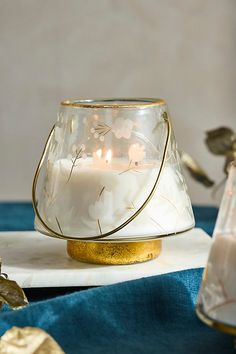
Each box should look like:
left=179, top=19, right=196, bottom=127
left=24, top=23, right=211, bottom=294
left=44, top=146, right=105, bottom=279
left=0, top=203, right=234, bottom=354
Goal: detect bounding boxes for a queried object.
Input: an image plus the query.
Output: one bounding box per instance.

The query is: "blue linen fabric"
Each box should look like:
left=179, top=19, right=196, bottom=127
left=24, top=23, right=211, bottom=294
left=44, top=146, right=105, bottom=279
left=0, top=203, right=234, bottom=354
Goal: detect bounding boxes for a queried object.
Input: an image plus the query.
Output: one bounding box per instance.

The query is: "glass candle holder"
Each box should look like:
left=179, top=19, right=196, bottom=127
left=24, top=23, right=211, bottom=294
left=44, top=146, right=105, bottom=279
left=32, top=98, right=195, bottom=264
left=196, top=161, right=236, bottom=335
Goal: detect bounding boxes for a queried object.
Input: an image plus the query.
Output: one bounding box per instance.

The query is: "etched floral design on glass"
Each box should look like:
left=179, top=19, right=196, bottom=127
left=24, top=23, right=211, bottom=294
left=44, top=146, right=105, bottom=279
left=35, top=99, right=195, bottom=240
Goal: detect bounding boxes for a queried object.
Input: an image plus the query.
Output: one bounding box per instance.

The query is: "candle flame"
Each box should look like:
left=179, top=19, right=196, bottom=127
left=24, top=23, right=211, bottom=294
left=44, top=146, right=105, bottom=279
left=106, top=149, right=112, bottom=163
left=96, top=149, right=102, bottom=158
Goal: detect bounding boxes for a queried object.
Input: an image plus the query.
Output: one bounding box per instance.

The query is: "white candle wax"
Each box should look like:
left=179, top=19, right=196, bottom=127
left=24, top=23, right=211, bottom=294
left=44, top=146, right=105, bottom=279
left=38, top=157, right=194, bottom=239
left=199, top=233, right=236, bottom=326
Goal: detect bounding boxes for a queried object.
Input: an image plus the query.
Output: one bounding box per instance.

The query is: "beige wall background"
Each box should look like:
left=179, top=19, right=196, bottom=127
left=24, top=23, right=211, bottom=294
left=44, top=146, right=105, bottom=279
left=0, top=0, right=235, bottom=204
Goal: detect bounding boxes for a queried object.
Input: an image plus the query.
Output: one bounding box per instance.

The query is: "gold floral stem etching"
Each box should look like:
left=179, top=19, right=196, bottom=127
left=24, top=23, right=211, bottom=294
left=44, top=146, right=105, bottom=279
left=67, top=147, right=83, bottom=183
left=55, top=216, right=63, bottom=235
left=97, top=219, right=102, bottom=235
left=97, top=186, right=105, bottom=200
left=93, top=122, right=111, bottom=138
left=119, top=160, right=141, bottom=175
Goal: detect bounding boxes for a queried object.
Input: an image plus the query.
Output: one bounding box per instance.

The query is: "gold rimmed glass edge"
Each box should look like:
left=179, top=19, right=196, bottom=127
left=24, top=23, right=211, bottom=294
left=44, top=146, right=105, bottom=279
left=61, top=97, right=166, bottom=109
left=196, top=304, right=236, bottom=336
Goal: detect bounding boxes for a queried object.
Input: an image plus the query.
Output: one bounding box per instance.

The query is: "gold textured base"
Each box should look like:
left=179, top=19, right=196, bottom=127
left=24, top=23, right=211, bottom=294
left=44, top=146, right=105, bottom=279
left=67, top=240, right=162, bottom=265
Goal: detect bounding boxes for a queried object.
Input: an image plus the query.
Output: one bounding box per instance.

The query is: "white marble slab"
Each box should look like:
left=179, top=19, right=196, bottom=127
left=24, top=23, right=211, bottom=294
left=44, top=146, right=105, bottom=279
left=0, top=229, right=212, bottom=288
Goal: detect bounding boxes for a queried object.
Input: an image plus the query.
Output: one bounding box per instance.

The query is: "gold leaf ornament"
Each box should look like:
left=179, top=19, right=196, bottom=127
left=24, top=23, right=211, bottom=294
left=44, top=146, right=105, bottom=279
left=0, top=327, right=65, bottom=354
left=205, top=127, right=236, bottom=156
left=181, top=152, right=214, bottom=187
left=205, top=127, right=236, bottom=174
left=224, top=150, right=236, bottom=174
left=0, top=260, right=28, bottom=310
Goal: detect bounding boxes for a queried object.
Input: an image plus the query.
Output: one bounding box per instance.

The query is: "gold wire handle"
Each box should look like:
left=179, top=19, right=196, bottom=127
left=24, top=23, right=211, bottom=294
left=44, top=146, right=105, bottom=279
left=32, top=114, right=171, bottom=241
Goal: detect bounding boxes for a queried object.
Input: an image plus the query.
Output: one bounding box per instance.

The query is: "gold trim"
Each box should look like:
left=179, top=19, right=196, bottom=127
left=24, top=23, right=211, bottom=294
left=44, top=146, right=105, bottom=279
left=61, top=97, right=166, bottom=109
left=196, top=304, right=236, bottom=336
left=35, top=224, right=195, bottom=242
left=32, top=113, right=171, bottom=241
left=67, top=239, right=162, bottom=265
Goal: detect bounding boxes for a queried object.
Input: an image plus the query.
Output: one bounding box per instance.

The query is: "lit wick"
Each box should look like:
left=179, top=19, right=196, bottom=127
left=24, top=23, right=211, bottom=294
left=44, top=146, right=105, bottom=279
left=106, top=149, right=112, bottom=164
left=96, top=149, right=102, bottom=159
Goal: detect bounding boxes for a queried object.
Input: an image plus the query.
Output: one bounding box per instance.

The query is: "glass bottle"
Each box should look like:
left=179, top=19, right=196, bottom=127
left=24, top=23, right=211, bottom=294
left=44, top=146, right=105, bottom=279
left=197, top=160, right=236, bottom=334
